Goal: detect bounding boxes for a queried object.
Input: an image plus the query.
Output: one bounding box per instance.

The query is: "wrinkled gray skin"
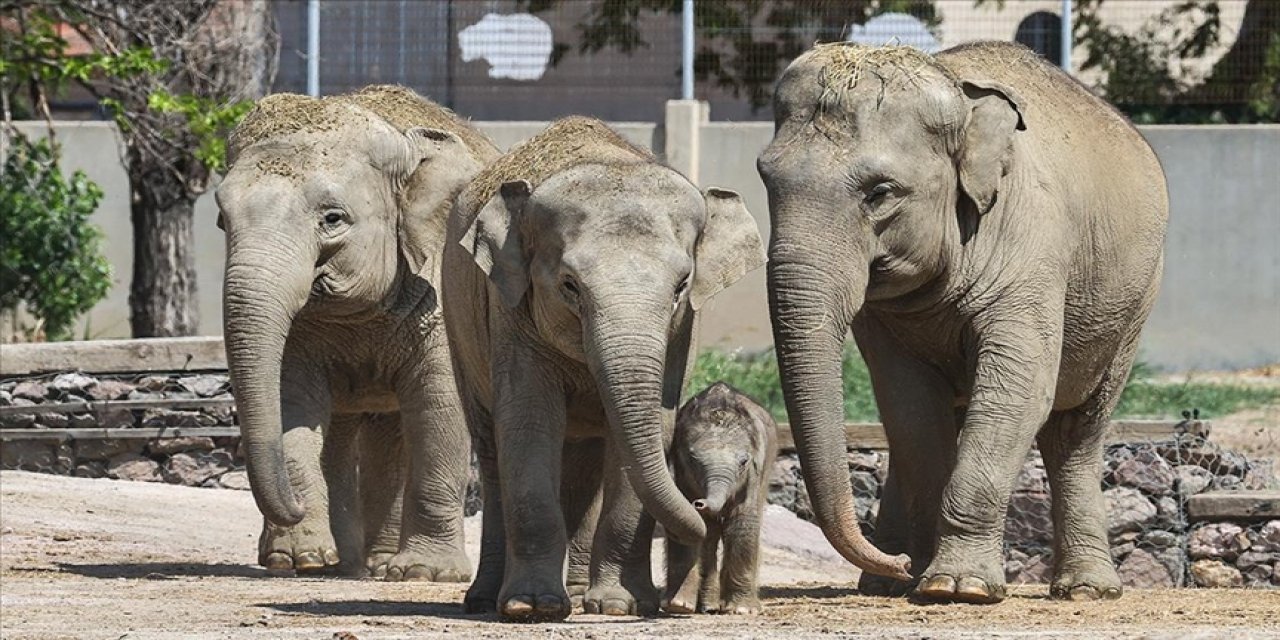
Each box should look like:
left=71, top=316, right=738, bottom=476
left=758, top=42, right=1167, bottom=603
left=218, top=93, right=498, bottom=580
left=664, top=382, right=778, bottom=615
left=443, top=119, right=766, bottom=620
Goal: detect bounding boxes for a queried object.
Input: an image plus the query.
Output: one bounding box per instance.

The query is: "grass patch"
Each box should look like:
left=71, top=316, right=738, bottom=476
left=689, top=349, right=1280, bottom=422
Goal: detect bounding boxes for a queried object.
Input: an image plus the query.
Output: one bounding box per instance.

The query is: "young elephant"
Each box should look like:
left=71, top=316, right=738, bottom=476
left=442, top=117, right=766, bottom=620
left=664, top=382, right=777, bottom=615
left=758, top=42, right=1167, bottom=603
left=218, top=86, right=499, bottom=579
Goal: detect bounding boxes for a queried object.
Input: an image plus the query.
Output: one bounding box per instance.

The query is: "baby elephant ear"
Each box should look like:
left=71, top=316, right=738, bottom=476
left=460, top=180, right=532, bottom=309
left=691, top=187, right=767, bottom=311
left=398, top=127, right=481, bottom=278
left=956, top=80, right=1026, bottom=216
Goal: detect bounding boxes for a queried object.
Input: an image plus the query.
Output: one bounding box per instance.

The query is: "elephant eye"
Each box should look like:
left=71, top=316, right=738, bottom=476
left=737, top=452, right=750, bottom=468
left=865, top=181, right=894, bottom=205
left=560, top=275, right=580, bottom=300
left=673, top=277, right=689, bottom=303
left=323, top=210, right=345, bottom=226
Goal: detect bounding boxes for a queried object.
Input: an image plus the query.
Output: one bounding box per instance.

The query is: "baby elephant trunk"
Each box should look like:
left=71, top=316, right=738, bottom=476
left=694, top=474, right=737, bottom=518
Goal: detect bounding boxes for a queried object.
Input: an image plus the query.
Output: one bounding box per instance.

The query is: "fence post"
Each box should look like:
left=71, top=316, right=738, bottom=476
left=664, top=100, right=708, bottom=185
left=681, top=0, right=694, bottom=100
left=306, top=0, right=321, bottom=96
left=1060, top=0, right=1073, bottom=74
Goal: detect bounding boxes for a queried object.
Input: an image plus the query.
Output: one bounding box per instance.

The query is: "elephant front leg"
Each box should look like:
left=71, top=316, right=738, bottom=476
left=324, top=415, right=367, bottom=576
left=493, top=349, right=571, bottom=621
left=259, top=417, right=340, bottom=573
left=357, top=413, right=404, bottom=578
left=584, top=440, right=659, bottom=617
left=918, top=317, right=1063, bottom=604
left=388, top=354, right=472, bottom=583
left=561, top=439, right=604, bottom=609
left=719, top=506, right=763, bottom=614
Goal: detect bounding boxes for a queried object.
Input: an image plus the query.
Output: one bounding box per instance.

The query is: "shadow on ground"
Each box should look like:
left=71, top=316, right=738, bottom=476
left=57, top=562, right=267, bottom=579
left=264, top=600, right=473, bottom=619
left=760, top=585, right=859, bottom=600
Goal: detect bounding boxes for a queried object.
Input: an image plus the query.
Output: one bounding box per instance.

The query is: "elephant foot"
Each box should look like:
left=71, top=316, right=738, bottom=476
left=661, top=595, right=697, bottom=615
left=365, top=551, right=395, bottom=579
left=583, top=584, right=658, bottom=617
left=718, top=596, right=762, bottom=615
left=566, top=583, right=588, bottom=611
left=258, top=524, right=340, bottom=575
left=1051, top=560, right=1123, bottom=601
left=858, top=571, right=914, bottom=597
left=915, top=573, right=1006, bottom=604
left=498, top=563, right=571, bottom=621
left=384, top=548, right=471, bottom=583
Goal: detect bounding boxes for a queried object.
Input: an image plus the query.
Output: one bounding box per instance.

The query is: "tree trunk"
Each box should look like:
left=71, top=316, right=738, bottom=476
left=128, top=177, right=199, bottom=337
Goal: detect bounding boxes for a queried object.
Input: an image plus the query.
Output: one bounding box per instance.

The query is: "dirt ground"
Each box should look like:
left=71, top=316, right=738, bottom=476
left=2, top=472, right=1278, bottom=639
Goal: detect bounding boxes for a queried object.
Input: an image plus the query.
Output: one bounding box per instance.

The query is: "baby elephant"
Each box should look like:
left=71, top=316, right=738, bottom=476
left=664, top=382, right=777, bottom=615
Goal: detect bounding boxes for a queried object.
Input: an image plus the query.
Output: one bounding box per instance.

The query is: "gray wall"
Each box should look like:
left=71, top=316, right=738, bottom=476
left=6, top=120, right=1277, bottom=371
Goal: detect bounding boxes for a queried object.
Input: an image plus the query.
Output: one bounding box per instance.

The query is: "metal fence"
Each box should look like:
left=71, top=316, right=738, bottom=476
left=271, top=0, right=1270, bottom=122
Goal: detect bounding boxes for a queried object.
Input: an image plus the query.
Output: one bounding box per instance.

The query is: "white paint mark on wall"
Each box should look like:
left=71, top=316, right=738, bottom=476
left=458, top=13, right=554, bottom=81
left=846, top=13, right=940, bottom=53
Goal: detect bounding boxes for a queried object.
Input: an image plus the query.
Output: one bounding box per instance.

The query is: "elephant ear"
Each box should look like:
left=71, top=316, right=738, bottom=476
left=690, top=187, right=766, bottom=311
left=460, top=179, right=532, bottom=309
left=398, top=127, right=481, bottom=279
left=956, top=80, right=1027, bottom=216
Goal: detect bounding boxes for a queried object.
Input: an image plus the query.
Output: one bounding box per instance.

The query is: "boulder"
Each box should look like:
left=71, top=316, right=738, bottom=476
left=86, top=379, right=136, bottom=401
left=1141, top=529, right=1180, bottom=549
left=1113, top=447, right=1175, bottom=495
left=1190, top=559, right=1243, bottom=588
left=1153, top=546, right=1187, bottom=587
left=35, top=413, right=70, bottom=429
left=1104, top=486, right=1156, bottom=536
left=1211, top=474, right=1243, bottom=491
left=73, top=439, right=140, bottom=461
left=1175, top=465, right=1213, bottom=496
left=50, top=372, right=96, bottom=397
left=1005, top=491, right=1054, bottom=548
left=1, top=441, right=56, bottom=470
left=178, top=375, right=230, bottom=398
left=1154, top=495, right=1181, bottom=529
left=107, top=453, right=163, bottom=482
left=73, top=461, right=107, bottom=479
left=1244, top=461, right=1276, bottom=490
left=1188, top=523, right=1244, bottom=560
left=141, top=409, right=216, bottom=428
left=147, top=436, right=216, bottom=456
left=162, top=451, right=233, bottom=486
left=1117, top=548, right=1174, bottom=588
left=0, top=389, right=11, bottom=406
left=1014, top=457, right=1048, bottom=494
left=12, top=381, right=47, bottom=402
left=97, top=408, right=136, bottom=430
left=1008, top=552, right=1052, bottom=584
left=218, top=469, right=251, bottom=490
left=1256, top=520, right=1280, bottom=552
left=847, top=451, right=881, bottom=473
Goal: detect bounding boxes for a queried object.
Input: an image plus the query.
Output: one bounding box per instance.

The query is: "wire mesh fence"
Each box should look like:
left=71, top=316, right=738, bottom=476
left=269, top=0, right=1274, bottom=123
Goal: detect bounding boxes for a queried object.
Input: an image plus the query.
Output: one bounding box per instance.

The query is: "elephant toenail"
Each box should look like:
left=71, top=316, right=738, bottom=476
left=535, top=595, right=566, bottom=615
left=294, top=552, right=325, bottom=570
left=1068, top=585, right=1099, bottom=601
left=436, top=569, right=463, bottom=583
left=323, top=549, right=340, bottom=566
left=503, top=596, right=535, bottom=616
left=602, top=599, right=632, bottom=616
left=1102, top=587, right=1123, bottom=600
left=264, top=553, right=293, bottom=571
left=956, top=577, right=991, bottom=599
left=919, top=575, right=957, bottom=596
left=402, top=565, right=432, bottom=581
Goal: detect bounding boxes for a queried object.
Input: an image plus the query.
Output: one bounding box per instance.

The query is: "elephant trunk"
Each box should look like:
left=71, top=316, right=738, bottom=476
left=585, top=295, right=706, bottom=546
left=694, top=472, right=736, bottom=518
left=767, top=251, right=912, bottom=581
left=222, top=237, right=315, bottom=526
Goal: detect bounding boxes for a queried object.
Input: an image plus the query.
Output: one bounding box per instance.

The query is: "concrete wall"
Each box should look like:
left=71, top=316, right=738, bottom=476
left=5, top=119, right=1278, bottom=371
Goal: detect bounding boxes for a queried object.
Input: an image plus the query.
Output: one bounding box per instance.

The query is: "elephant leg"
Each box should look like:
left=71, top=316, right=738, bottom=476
left=358, top=412, right=404, bottom=579
left=1039, top=347, right=1137, bottom=601
left=258, top=376, right=338, bottom=574
left=695, top=522, right=721, bottom=612
left=463, top=401, right=504, bottom=613
left=661, top=528, right=702, bottom=614
left=388, top=344, right=471, bottom=583
left=323, top=414, right=365, bottom=577
left=561, top=438, right=604, bottom=609
left=852, top=315, right=958, bottom=596
left=719, top=503, right=763, bottom=614
left=492, top=344, right=570, bottom=621
left=918, top=314, right=1063, bottom=604
left=583, top=438, right=659, bottom=617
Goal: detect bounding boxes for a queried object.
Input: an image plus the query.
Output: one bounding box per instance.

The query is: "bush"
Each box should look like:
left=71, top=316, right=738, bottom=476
left=0, top=132, right=112, bottom=341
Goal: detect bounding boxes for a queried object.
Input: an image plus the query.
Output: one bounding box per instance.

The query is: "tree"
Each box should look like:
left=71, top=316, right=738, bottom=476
left=1, top=1, right=277, bottom=337
left=520, top=0, right=938, bottom=110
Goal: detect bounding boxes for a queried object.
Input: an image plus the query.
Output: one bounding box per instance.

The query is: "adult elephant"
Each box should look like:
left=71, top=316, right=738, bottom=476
left=757, top=42, right=1167, bottom=603
left=442, top=117, right=765, bottom=620
left=218, top=85, right=498, bottom=579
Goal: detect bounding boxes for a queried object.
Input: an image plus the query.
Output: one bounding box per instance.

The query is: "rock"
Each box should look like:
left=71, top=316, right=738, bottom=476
left=847, top=451, right=880, bottom=473
left=202, top=405, right=236, bottom=425
left=1104, top=486, right=1157, bottom=536
left=35, top=413, right=70, bottom=429
left=97, top=408, right=136, bottom=429
left=850, top=470, right=878, bottom=522
left=1005, top=491, right=1054, bottom=548
left=162, top=450, right=233, bottom=486
left=1188, top=523, right=1244, bottom=560
left=50, top=372, right=96, bottom=397
left=135, top=375, right=173, bottom=392
left=0, top=410, right=36, bottom=429
left=218, top=469, right=251, bottom=490
left=1211, top=474, right=1243, bottom=491
left=179, top=375, right=230, bottom=398
left=1274, top=563, right=1280, bottom=585
left=141, top=409, right=216, bottom=428
left=1117, top=548, right=1174, bottom=588
left=1244, top=461, right=1276, bottom=490
left=147, top=436, right=216, bottom=456
left=0, top=389, right=11, bottom=406
left=1175, top=465, right=1213, bottom=496
left=86, top=379, right=136, bottom=401
left=1112, top=530, right=1141, bottom=544
left=73, top=461, right=107, bottom=478
left=1113, top=447, right=1175, bottom=495
left=127, top=390, right=159, bottom=401
left=1142, top=529, right=1180, bottom=549
left=1, top=441, right=56, bottom=470
left=12, top=381, right=47, bottom=402
left=107, top=453, right=163, bottom=482
left=1009, top=553, right=1052, bottom=584
left=1154, top=495, right=1181, bottom=529
left=1014, top=458, right=1048, bottom=493
left=1154, top=547, right=1186, bottom=587
left=73, top=439, right=139, bottom=461
left=1111, top=541, right=1137, bottom=560
left=1257, top=520, right=1280, bottom=552
left=1190, top=559, right=1243, bottom=588
left=67, top=413, right=97, bottom=428
left=1236, top=550, right=1276, bottom=572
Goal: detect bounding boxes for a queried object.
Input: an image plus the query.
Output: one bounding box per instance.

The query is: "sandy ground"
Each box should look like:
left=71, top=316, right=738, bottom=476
left=2, top=472, right=1278, bottom=639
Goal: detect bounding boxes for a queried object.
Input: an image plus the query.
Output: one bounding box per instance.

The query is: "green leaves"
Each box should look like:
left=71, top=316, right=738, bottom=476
left=147, top=90, right=253, bottom=172
left=0, top=133, right=112, bottom=341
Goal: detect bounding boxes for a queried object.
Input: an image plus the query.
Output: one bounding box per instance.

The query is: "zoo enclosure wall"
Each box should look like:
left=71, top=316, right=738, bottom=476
left=3, top=117, right=1277, bottom=372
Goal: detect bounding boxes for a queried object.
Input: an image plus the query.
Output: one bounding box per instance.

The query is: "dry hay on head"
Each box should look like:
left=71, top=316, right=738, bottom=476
left=804, top=42, right=953, bottom=111
left=458, top=116, right=653, bottom=216
left=226, top=92, right=364, bottom=168
left=338, top=84, right=496, bottom=157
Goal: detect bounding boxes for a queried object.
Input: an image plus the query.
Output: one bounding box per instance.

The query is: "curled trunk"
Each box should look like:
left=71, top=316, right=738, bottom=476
left=585, top=297, right=706, bottom=545
left=768, top=257, right=912, bottom=580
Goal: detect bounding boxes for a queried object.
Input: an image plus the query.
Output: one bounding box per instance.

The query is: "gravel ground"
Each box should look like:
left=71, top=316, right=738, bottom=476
left=1, top=472, right=1278, bottom=640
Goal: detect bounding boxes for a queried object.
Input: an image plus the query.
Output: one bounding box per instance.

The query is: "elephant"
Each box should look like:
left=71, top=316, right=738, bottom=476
left=757, top=42, right=1167, bottom=603
left=441, top=116, right=766, bottom=620
left=663, top=382, right=777, bottom=615
left=217, top=85, right=499, bottom=579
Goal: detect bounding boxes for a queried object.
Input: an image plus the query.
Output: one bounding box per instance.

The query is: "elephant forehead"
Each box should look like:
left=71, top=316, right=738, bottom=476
left=530, top=163, right=703, bottom=236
